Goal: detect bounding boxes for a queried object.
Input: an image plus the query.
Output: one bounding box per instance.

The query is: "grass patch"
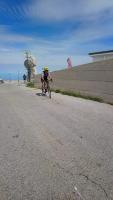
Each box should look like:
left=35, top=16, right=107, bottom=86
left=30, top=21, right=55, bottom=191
left=106, top=102, right=113, bottom=106
left=26, top=82, right=35, bottom=88
left=54, top=89, right=61, bottom=93
left=52, top=89, right=104, bottom=103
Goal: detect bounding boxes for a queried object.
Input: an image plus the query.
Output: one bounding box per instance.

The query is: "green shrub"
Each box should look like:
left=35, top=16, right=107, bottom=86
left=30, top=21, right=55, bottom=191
left=53, top=89, right=103, bottom=102
left=26, top=82, right=35, bottom=88
left=106, top=102, right=113, bottom=106
left=55, top=89, right=61, bottom=93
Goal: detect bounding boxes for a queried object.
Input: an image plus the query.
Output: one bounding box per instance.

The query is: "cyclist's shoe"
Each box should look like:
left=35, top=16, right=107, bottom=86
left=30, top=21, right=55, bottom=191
left=42, top=89, right=44, bottom=94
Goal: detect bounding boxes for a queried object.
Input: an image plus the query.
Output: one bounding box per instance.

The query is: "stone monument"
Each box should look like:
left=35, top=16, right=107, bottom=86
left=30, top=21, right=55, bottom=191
left=24, top=51, right=37, bottom=82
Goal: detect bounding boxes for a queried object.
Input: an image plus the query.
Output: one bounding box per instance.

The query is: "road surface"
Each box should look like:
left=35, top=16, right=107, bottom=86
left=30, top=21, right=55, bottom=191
left=0, top=83, right=113, bottom=200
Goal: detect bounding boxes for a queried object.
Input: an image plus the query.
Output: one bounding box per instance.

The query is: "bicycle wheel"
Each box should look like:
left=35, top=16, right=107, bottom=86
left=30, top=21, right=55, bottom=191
left=42, top=81, right=47, bottom=95
left=48, top=84, right=51, bottom=99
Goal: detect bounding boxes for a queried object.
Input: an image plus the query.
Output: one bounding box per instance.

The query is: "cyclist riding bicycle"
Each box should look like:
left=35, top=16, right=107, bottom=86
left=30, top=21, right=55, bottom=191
left=41, top=67, right=52, bottom=93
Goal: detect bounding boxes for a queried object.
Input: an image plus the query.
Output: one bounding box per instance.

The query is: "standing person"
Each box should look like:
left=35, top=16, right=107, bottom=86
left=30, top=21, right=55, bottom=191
left=41, top=67, right=52, bottom=93
left=23, top=74, right=27, bottom=84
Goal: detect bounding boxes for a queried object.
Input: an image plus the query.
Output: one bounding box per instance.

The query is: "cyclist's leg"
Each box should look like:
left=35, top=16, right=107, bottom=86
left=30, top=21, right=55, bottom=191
left=41, top=82, right=43, bottom=92
left=43, top=79, right=48, bottom=93
left=41, top=78, right=44, bottom=93
left=46, top=80, right=49, bottom=90
left=45, top=81, right=47, bottom=93
left=42, top=82, right=44, bottom=93
left=42, top=80, right=46, bottom=93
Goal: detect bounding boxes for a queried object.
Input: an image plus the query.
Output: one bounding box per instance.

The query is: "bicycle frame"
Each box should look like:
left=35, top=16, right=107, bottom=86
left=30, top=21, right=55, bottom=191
left=42, top=79, right=51, bottom=98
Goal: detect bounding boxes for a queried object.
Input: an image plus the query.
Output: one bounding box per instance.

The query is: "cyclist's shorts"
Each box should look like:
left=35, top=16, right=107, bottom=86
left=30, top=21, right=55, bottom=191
left=44, top=76, right=48, bottom=81
left=41, top=77, right=48, bottom=82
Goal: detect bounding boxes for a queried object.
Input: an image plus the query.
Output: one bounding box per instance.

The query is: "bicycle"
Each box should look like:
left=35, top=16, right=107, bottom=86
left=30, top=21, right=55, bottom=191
left=42, top=79, right=52, bottom=99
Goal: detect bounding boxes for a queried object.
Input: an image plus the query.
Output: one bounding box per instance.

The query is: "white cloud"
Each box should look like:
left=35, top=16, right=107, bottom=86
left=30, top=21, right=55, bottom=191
left=71, top=21, right=113, bottom=44
left=0, top=33, right=33, bottom=43
left=1, top=0, right=113, bottom=22
left=24, top=0, right=113, bottom=21
left=0, top=48, right=10, bottom=52
left=0, top=19, right=113, bottom=68
left=0, top=50, right=24, bottom=64
left=0, top=32, right=91, bottom=67
left=0, top=27, right=35, bottom=65
left=1, top=0, right=113, bottom=69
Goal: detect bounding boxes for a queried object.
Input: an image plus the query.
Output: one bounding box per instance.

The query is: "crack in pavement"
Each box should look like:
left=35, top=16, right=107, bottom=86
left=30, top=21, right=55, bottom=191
left=79, top=173, right=109, bottom=200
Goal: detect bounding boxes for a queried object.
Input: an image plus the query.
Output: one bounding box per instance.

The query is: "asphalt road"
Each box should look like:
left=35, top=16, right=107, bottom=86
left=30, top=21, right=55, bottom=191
left=0, top=83, right=113, bottom=200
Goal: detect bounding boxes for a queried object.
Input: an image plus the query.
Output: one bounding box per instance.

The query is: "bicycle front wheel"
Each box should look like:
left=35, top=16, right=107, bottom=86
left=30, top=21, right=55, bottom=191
left=48, top=85, right=51, bottom=99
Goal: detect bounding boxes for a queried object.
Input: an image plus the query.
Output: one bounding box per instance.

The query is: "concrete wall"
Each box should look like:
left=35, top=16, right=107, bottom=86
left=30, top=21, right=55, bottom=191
left=34, top=59, right=113, bottom=103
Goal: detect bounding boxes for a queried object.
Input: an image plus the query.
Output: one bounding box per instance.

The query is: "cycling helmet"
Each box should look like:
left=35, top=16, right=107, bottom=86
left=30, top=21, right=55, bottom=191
left=44, top=67, right=48, bottom=71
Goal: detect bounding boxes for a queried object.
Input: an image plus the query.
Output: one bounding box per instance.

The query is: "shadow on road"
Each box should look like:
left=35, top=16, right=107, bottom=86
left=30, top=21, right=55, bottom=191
left=36, top=93, right=46, bottom=97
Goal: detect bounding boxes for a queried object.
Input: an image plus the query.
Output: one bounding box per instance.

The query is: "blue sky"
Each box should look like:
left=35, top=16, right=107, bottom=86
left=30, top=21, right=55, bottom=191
left=0, top=0, right=113, bottom=78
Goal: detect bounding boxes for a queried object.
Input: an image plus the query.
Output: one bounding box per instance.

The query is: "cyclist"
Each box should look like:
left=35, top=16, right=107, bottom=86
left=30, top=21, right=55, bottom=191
left=41, top=67, right=52, bottom=93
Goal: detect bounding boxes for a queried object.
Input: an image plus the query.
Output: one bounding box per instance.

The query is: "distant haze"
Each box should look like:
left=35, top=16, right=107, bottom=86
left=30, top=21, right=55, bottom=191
left=0, top=73, right=23, bottom=80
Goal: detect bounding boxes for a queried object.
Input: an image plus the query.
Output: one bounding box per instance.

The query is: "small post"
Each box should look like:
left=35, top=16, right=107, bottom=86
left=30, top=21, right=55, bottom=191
left=18, top=71, right=20, bottom=85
